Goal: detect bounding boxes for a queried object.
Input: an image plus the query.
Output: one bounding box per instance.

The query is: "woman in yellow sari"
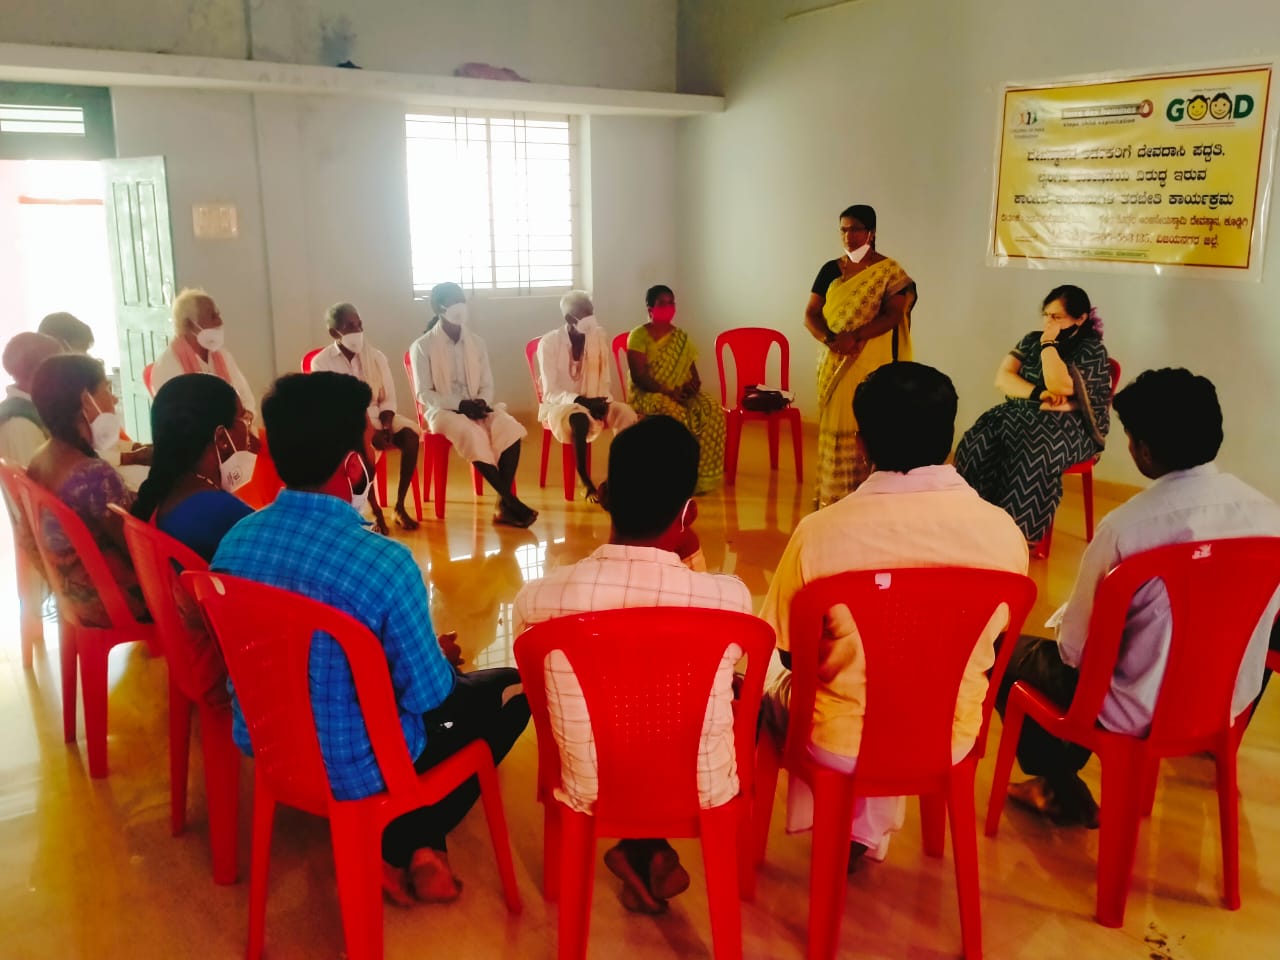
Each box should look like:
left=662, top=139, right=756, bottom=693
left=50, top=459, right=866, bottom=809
left=805, top=205, right=917, bottom=507
left=626, top=284, right=726, bottom=494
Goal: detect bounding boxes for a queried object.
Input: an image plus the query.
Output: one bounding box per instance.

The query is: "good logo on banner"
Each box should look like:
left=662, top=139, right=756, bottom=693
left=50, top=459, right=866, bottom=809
left=991, top=66, right=1273, bottom=272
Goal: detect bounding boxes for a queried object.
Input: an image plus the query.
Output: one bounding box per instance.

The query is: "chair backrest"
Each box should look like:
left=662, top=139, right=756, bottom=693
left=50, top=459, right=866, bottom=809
left=143, top=363, right=154, bottom=397
left=1063, top=538, right=1280, bottom=750
left=715, top=327, right=791, bottom=409
left=1107, top=357, right=1121, bottom=395
left=783, top=568, right=1037, bottom=795
left=0, top=458, right=45, bottom=578
left=514, top=608, right=775, bottom=834
left=525, top=336, right=545, bottom=404
left=403, top=350, right=427, bottom=431
left=110, top=505, right=220, bottom=701
left=611, top=331, right=630, bottom=402
left=301, top=348, right=323, bottom=373
left=13, top=464, right=145, bottom=630
left=184, top=570, right=420, bottom=813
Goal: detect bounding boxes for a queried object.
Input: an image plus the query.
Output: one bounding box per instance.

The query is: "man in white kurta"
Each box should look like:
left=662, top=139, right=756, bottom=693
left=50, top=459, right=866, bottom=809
left=535, top=290, right=637, bottom=500
left=311, top=302, right=421, bottom=532
left=408, top=282, right=535, bottom=527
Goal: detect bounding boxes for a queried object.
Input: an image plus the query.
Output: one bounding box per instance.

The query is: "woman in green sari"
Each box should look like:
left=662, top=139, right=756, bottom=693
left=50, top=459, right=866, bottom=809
left=804, top=204, right=917, bottom=508
left=626, top=285, right=726, bottom=494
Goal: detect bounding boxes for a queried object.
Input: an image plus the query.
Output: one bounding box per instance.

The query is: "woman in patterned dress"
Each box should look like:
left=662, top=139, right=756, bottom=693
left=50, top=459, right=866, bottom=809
left=805, top=204, right=918, bottom=507
left=954, top=284, right=1111, bottom=543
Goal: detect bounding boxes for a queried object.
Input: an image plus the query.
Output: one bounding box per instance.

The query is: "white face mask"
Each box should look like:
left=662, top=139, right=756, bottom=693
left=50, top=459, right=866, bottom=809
left=195, top=326, right=225, bottom=352
left=845, top=243, right=871, bottom=263
left=339, top=331, right=365, bottom=354
left=346, top=453, right=372, bottom=514
left=86, top=394, right=121, bottom=456
left=215, top=426, right=257, bottom=492
left=443, top=302, right=469, bottom=326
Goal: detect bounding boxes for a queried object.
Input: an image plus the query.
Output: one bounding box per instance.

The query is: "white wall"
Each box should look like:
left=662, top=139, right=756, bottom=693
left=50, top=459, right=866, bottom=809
left=675, top=0, right=1280, bottom=494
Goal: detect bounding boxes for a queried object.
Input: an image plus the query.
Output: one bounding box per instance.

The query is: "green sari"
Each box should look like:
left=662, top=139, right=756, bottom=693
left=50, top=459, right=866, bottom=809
left=627, top=324, right=726, bottom=494
left=815, top=257, right=916, bottom=508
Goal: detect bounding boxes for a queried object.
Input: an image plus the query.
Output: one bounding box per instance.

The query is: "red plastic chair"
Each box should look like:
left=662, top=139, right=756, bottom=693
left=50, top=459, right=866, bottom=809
left=185, top=570, right=521, bottom=960
left=986, top=537, right=1280, bottom=927
left=0, top=462, right=47, bottom=668
left=611, top=331, right=630, bottom=403
left=304, top=348, right=424, bottom=522
left=526, top=336, right=588, bottom=502
left=1035, top=357, right=1122, bottom=558
left=403, top=350, right=486, bottom=519
left=143, top=362, right=154, bottom=396
left=1268, top=647, right=1280, bottom=674
left=112, top=506, right=240, bottom=884
left=3, top=461, right=157, bottom=777
left=715, top=327, right=803, bottom=485
left=752, top=567, right=1037, bottom=960
left=514, top=608, right=776, bottom=960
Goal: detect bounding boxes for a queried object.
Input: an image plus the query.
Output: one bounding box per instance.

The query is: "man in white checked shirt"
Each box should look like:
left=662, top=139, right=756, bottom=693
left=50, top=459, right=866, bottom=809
left=514, top=415, right=752, bottom=914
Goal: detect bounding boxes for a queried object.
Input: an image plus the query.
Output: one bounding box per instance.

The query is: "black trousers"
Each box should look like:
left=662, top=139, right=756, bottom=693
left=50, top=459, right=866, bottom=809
left=994, top=635, right=1091, bottom=784
left=381, top=667, right=530, bottom=867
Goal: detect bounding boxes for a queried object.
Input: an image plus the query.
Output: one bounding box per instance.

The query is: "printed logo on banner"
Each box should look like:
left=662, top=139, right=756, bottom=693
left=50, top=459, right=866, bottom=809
left=1166, top=91, right=1255, bottom=123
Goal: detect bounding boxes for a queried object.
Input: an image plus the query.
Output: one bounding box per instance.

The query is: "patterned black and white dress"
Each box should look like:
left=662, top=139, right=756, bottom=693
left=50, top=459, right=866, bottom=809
left=955, top=330, right=1110, bottom=541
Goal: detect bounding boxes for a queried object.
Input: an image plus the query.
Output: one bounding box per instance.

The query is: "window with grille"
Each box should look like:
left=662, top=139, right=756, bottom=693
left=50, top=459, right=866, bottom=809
left=0, top=83, right=114, bottom=160
left=405, top=111, right=577, bottom=296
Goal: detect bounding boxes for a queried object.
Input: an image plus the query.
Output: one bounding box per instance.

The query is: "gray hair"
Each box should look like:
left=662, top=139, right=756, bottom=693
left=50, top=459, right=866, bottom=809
left=326, top=302, right=357, bottom=331
left=171, top=288, right=212, bottom=336
left=559, top=289, right=593, bottom=319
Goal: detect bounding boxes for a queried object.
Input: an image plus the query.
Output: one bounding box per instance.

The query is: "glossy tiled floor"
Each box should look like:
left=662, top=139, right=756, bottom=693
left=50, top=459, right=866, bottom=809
left=2, top=427, right=1276, bottom=959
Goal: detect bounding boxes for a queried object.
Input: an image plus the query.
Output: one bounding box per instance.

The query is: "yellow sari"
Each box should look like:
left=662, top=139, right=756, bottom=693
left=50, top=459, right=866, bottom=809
left=815, top=257, right=916, bottom=507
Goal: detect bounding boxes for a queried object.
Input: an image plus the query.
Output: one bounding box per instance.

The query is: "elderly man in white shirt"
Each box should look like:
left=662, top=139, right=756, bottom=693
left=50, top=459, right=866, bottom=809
left=996, top=367, right=1280, bottom=826
left=534, top=290, right=637, bottom=502
left=408, top=282, right=536, bottom=528
left=514, top=415, right=752, bottom=914
left=151, top=288, right=258, bottom=420
left=311, top=302, right=421, bottom=532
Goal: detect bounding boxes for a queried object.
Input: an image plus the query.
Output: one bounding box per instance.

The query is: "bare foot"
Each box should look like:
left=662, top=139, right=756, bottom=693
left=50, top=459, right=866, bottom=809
left=409, top=848, right=462, bottom=903
left=381, top=861, right=415, bottom=907
left=648, top=845, right=690, bottom=900
left=604, top=843, right=665, bottom=914
left=394, top=505, right=420, bottom=531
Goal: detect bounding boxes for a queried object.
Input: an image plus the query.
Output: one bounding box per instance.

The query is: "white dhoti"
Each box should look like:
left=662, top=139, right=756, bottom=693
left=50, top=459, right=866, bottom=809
left=371, top=414, right=422, bottom=448
left=539, top=399, right=638, bottom=444
left=428, top=405, right=527, bottom=466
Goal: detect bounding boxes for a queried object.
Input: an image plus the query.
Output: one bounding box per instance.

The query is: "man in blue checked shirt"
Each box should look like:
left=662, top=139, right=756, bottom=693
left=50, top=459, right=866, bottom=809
left=213, top=371, right=529, bottom=906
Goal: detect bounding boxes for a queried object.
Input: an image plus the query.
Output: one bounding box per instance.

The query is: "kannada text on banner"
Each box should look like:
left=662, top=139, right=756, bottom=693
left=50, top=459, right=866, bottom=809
left=991, top=66, right=1273, bottom=271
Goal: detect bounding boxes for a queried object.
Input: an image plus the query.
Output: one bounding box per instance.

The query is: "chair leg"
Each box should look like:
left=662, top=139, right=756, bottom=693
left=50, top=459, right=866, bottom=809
left=699, top=805, right=743, bottom=960
left=807, top=769, right=856, bottom=960
left=561, top=440, right=576, bottom=502
left=1082, top=470, right=1095, bottom=541
left=558, top=809, right=596, bottom=960
left=767, top=417, right=780, bottom=470
left=60, top=620, right=78, bottom=744
left=80, top=637, right=110, bottom=779
left=17, top=554, right=42, bottom=669
left=1141, top=759, right=1159, bottom=817
left=434, top=443, right=450, bottom=520
left=169, top=675, right=192, bottom=835
left=1216, top=743, right=1242, bottom=909
left=949, top=760, right=983, bottom=960
left=539, top=429, right=552, bottom=488
left=543, top=802, right=562, bottom=902
left=984, top=688, right=1027, bottom=837
left=790, top=411, right=804, bottom=483
left=476, top=752, right=523, bottom=913
left=331, top=816, right=383, bottom=960
left=247, top=786, right=277, bottom=960
left=725, top=412, right=742, bottom=486
left=1095, top=744, right=1145, bottom=928
left=920, top=791, right=946, bottom=857
left=750, top=734, right=782, bottom=875
left=374, top=450, right=389, bottom=508
left=471, top=465, right=483, bottom=496
left=202, top=705, right=241, bottom=885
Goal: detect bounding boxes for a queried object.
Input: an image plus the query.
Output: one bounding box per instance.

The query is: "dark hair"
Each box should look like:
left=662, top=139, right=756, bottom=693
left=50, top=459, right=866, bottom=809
left=326, top=302, right=356, bottom=331
left=606, top=415, right=698, bottom=538
left=645, top=284, right=674, bottom=309
left=30, top=353, right=106, bottom=457
left=839, top=204, right=877, bottom=231
left=429, top=282, right=465, bottom=313
left=1113, top=368, right=1223, bottom=471
left=132, top=374, right=241, bottom=520
left=262, top=372, right=372, bottom=487
left=852, top=361, right=957, bottom=472
left=38, top=312, right=94, bottom=352
left=1042, top=284, right=1101, bottom=338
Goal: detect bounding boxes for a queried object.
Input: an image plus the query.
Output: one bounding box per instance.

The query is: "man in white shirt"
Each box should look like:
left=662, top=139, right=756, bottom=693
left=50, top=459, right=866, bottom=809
left=514, top=415, right=753, bottom=914
left=0, top=332, right=62, bottom=467
left=534, top=290, right=637, bottom=501
left=409, top=283, right=535, bottom=527
left=311, top=302, right=421, bottom=532
left=761, top=361, right=1028, bottom=868
left=996, top=368, right=1280, bottom=826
